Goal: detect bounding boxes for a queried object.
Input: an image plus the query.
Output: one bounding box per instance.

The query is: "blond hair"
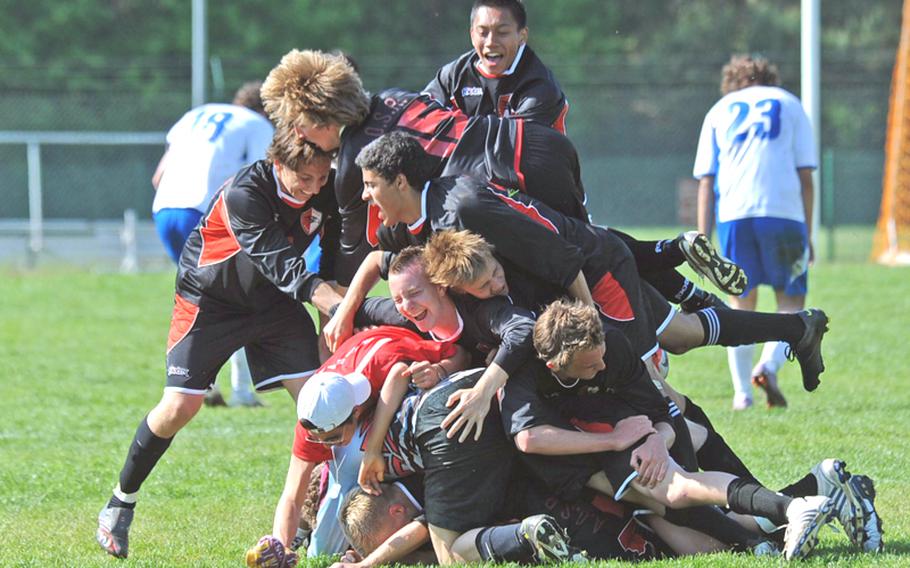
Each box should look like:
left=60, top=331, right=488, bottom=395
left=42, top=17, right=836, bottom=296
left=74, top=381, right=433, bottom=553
left=261, top=49, right=370, bottom=130
left=340, top=485, right=411, bottom=556
left=721, top=54, right=781, bottom=95
left=423, top=230, right=496, bottom=288
left=533, top=298, right=604, bottom=371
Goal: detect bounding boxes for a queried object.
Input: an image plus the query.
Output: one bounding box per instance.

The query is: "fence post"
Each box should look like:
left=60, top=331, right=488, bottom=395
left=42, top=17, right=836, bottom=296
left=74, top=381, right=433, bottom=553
left=823, top=148, right=835, bottom=262
left=26, top=141, right=43, bottom=267
left=120, top=208, right=138, bottom=274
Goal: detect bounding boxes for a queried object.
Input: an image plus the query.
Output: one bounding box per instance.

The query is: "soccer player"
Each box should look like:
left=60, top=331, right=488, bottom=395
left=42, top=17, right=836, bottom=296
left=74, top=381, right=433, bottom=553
left=693, top=54, right=818, bottom=409
left=349, top=132, right=828, bottom=390
left=256, top=325, right=465, bottom=561
left=95, top=128, right=344, bottom=559
left=512, top=298, right=843, bottom=561
left=423, top=0, right=570, bottom=132
left=152, top=81, right=274, bottom=407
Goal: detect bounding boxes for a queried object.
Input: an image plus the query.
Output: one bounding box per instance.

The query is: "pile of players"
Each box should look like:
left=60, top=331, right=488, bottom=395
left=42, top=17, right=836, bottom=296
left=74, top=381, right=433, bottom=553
left=95, top=1, right=884, bottom=565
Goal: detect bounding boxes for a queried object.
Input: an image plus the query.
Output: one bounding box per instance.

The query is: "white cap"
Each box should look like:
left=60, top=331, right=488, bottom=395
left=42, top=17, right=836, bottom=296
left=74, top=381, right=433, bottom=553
left=296, top=371, right=371, bottom=431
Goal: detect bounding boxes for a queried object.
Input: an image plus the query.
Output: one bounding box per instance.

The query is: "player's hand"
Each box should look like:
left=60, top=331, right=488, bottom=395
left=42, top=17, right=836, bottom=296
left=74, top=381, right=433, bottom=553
left=630, top=433, right=669, bottom=489
left=323, top=308, right=355, bottom=353
left=358, top=450, right=386, bottom=496
left=442, top=386, right=492, bottom=443
left=405, top=361, right=443, bottom=389
left=245, top=535, right=298, bottom=568
left=611, top=415, right=656, bottom=451
left=329, top=547, right=364, bottom=568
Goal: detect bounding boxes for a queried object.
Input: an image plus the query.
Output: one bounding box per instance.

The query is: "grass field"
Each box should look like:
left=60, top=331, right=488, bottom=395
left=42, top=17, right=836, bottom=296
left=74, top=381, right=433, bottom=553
left=1, top=226, right=909, bottom=566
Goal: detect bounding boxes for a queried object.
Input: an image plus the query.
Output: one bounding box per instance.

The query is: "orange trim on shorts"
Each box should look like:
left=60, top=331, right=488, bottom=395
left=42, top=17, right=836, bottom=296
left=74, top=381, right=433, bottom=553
left=591, top=272, right=634, bottom=322
left=167, top=294, right=199, bottom=353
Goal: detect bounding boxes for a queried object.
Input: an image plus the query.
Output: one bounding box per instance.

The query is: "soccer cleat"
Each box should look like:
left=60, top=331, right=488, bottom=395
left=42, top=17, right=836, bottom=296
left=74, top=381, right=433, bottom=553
left=678, top=231, right=748, bottom=295
left=679, top=288, right=730, bottom=313
left=519, top=514, right=576, bottom=563
left=96, top=505, right=134, bottom=559
left=787, top=309, right=829, bottom=392
left=751, top=367, right=788, bottom=408
left=811, top=459, right=860, bottom=539
left=850, top=475, right=884, bottom=553
left=782, top=495, right=835, bottom=561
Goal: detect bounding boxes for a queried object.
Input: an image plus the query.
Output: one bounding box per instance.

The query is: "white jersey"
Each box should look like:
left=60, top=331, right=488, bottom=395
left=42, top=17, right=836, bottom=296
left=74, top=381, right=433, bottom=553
left=693, top=85, right=816, bottom=223
left=153, top=103, right=274, bottom=213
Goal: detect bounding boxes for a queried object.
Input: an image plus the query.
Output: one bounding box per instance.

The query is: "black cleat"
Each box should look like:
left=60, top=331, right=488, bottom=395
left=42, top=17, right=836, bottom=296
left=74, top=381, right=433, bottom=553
left=788, top=309, right=829, bottom=392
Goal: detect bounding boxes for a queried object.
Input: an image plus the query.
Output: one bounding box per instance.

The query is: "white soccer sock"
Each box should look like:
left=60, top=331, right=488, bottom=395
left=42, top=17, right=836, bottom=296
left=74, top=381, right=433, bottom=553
left=230, top=348, right=253, bottom=397
left=757, top=341, right=787, bottom=374
left=113, top=483, right=138, bottom=504
left=727, top=345, right=755, bottom=398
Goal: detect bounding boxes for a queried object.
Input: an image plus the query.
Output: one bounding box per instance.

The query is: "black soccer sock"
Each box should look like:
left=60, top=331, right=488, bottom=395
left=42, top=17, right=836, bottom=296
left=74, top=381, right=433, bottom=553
left=696, top=308, right=804, bottom=347
left=475, top=523, right=535, bottom=562
left=662, top=505, right=761, bottom=549
left=778, top=474, right=818, bottom=498
left=726, top=478, right=792, bottom=526
left=116, top=416, right=174, bottom=495
left=610, top=229, right=685, bottom=272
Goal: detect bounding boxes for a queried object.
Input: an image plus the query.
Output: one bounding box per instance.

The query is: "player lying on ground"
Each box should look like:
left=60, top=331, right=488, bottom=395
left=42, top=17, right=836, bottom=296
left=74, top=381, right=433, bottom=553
left=96, top=127, right=345, bottom=560
left=262, top=49, right=744, bottom=308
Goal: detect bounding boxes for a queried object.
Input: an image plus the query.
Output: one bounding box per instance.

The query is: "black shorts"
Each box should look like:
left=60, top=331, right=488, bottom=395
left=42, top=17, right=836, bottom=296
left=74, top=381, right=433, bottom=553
left=642, top=281, right=675, bottom=339
left=415, top=369, right=516, bottom=533
left=165, top=294, right=319, bottom=394
left=508, top=474, right=665, bottom=561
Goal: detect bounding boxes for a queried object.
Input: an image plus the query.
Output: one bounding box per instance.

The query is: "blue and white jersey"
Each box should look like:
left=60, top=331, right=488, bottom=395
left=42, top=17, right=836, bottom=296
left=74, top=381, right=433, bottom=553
left=153, top=103, right=274, bottom=213
left=693, top=85, right=816, bottom=223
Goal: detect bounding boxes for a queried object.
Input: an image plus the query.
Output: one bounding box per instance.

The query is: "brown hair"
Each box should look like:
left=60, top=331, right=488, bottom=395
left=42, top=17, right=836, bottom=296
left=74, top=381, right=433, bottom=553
left=232, top=81, right=266, bottom=116
left=265, top=126, right=333, bottom=170
left=261, top=49, right=370, bottom=130
left=721, top=54, right=781, bottom=95
left=533, top=298, right=604, bottom=371
left=422, top=230, right=496, bottom=288
left=388, top=246, right=426, bottom=277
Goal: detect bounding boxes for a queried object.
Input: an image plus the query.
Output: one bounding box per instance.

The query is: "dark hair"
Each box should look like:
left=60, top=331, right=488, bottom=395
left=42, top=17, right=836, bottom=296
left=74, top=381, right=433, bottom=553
left=266, top=126, right=334, bottom=170
left=721, top=54, right=781, bottom=95
left=232, top=81, right=266, bottom=115
left=354, top=131, right=435, bottom=187
left=471, top=0, right=527, bottom=29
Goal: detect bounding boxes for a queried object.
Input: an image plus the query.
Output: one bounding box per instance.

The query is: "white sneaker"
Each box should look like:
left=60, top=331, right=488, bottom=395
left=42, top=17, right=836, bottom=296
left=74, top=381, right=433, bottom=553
left=782, top=496, right=834, bottom=561
left=850, top=475, right=884, bottom=553
left=810, top=460, right=884, bottom=552
left=732, top=393, right=753, bottom=411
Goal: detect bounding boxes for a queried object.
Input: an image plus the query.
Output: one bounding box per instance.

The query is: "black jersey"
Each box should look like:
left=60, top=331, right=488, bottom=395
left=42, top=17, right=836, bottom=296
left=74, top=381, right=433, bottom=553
left=176, top=160, right=339, bottom=310
left=500, top=327, right=671, bottom=440
left=424, top=45, right=569, bottom=133
left=353, top=294, right=535, bottom=377
left=332, top=89, right=585, bottom=285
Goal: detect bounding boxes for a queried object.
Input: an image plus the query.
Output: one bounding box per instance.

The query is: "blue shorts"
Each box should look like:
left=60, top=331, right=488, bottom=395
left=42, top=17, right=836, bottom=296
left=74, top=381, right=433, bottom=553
left=717, top=217, right=808, bottom=296
left=154, top=208, right=204, bottom=264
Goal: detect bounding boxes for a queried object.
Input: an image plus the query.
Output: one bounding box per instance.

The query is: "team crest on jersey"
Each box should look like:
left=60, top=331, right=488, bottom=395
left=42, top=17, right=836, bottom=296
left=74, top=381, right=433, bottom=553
left=299, top=209, right=323, bottom=235
left=461, top=86, right=483, bottom=97
left=497, top=94, right=512, bottom=116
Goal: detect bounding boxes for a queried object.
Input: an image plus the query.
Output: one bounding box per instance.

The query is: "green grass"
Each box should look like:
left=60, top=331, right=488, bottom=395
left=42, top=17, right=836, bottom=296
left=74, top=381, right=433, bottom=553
left=2, top=232, right=909, bottom=566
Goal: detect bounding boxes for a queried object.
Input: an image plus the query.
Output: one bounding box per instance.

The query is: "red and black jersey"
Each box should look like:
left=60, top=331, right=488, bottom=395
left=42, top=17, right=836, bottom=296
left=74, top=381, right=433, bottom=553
left=424, top=45, right=569, bottom=133
left=331, top=88, right=585, bottom=285
left=292, top=326, right=457, bottom=463
left=176, top=160, right=339, bottom=310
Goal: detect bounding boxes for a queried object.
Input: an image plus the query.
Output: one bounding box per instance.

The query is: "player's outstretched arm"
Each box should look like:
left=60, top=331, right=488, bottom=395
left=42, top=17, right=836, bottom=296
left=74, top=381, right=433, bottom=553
left=325, top=251, right=384, bottom=351
left=359, top=362, right=412, bottom=495
left=514, top=419, right=656, bottom=456
left=330, top=519, right=431, bottom=568
left=272, top=455, right=317, bottom=549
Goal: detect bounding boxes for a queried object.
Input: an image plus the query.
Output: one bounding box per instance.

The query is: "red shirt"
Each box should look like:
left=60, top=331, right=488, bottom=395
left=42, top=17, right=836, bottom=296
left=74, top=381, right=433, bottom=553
left=292, top=326, right=456, bottom=462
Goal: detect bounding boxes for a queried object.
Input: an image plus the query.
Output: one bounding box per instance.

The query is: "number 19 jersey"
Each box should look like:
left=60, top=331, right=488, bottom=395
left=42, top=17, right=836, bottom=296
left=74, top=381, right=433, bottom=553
left=692, top=85, right=816, bottom=223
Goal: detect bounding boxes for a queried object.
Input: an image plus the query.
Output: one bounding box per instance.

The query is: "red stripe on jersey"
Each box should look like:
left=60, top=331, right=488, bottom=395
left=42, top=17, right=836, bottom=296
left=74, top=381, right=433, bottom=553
left=366, top=202, right=382, bottom=247
left=591, top=272, right=635, bottom=322
left=552, top=101, right=569, bottom=135
left=513, top=118, right=526, bottom=191
left=167, top=294, right=199, bottom=353
left=198, top=194, right=241, bottom=267
left=569, top=417, right=614, bottom=434
left=590, top=493, right=626, bottom=518
left=396, top=100, right=467, bottom=159
left=487, top=187, right=558, bottom=233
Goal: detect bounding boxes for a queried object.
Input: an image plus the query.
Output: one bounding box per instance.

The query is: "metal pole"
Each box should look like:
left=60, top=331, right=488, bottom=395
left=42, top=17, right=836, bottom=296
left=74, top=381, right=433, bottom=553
left=801, top=0, right=821, bottom=255
left=192, top=0, right=207, bottom=106
left=26, top=142, right=43, bottom=263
